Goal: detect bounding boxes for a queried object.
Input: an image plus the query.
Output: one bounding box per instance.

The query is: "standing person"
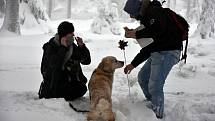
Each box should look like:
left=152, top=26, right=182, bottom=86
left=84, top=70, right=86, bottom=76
left=38, top=21, right=91, bottom=101
left=123, top=0, right=182, bottom=119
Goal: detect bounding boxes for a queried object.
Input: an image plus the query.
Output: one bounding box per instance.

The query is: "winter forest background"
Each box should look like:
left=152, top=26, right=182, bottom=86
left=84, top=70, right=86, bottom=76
left=0, top=0, right=215, bottom=121
left=0, top=0, right=215, bottom=37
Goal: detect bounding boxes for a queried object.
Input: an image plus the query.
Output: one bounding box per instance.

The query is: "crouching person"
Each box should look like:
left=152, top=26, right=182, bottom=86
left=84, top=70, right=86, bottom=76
left=38, top=21, right=91, bottom=101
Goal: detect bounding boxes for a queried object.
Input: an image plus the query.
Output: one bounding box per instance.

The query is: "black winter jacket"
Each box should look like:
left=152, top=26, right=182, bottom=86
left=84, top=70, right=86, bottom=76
left=39, top=37, right=91, bottom=98
left=131, top=5, right=182, bottom=67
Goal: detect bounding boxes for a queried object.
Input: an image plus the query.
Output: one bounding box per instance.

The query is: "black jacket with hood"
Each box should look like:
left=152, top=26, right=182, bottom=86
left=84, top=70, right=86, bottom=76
left=39, top=36, right=91, bottom=99
left=130, top=2, right=183, bottom=67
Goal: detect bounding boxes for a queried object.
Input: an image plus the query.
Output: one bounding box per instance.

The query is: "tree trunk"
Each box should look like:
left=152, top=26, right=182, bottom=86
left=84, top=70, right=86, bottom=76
left=48, top=0, right=52, bottom=18
left=186, top=0, right=191, bottom=21
left=193, top=0, right=197, bottom=8
left=0, top=0, right=6, bottom=17
left=197, top=0, right=215, bottom=39
left=67, top=0, right=71, bottom=18
left=1, top=0, right=20, bottom=34
left=167, top=0, right=170, bottom=8
left=172, top=0, right=176, bottom=10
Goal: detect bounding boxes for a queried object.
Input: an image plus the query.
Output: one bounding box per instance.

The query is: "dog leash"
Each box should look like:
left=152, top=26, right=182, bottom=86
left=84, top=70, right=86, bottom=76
left=69, top=102, right=89, bottom=113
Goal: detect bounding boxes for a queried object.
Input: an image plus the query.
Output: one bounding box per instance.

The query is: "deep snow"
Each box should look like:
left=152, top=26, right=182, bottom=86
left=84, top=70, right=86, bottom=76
left=1, top=18, right=215, bottom=121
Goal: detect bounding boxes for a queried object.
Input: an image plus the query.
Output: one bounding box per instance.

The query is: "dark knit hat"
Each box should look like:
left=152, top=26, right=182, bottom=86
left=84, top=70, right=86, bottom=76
left=57, top=21, right=74, bottom=39
left=150, top=0, right=162, bottom=7
left=124, top=0, right=142, bottom=17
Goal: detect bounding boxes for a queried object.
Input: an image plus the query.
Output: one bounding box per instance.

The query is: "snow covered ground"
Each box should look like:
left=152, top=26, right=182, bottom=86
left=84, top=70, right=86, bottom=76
left=1, top=19, right=215, bottom=121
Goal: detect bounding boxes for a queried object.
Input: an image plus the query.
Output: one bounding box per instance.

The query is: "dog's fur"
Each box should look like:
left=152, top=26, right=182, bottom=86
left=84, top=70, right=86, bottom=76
left=87, top=56, right=124, bottom=121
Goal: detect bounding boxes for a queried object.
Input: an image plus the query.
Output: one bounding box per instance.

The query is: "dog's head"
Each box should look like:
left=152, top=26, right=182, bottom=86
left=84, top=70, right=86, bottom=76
left=98, top=56, right=124, bottom=73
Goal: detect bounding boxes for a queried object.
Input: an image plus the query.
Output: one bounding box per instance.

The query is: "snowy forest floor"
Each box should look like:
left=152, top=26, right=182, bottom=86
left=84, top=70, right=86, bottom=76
left=1, top=19, right=215, bottom=121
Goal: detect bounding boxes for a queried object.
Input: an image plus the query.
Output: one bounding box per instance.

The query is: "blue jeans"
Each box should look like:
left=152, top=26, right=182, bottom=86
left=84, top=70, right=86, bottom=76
left=138, top=50, right=180, bottom=118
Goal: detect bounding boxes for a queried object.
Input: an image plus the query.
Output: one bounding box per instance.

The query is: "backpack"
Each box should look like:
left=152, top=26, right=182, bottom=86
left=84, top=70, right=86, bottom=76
left=164, top=8, right=189, bottom=63
left=151, top=0, right=190, bottom=63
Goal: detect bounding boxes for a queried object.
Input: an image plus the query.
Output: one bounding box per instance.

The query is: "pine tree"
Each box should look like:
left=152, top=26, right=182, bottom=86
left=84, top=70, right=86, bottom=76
left=27, top=0, right=49, bottom=22
left=91, top=0, right=120, bottom=35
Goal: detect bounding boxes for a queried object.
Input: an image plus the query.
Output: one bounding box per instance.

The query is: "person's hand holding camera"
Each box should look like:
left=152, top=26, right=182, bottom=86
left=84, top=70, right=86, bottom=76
left=75, top=36, right=84, bottom=47
left=124, top=26, right=136, bottom=39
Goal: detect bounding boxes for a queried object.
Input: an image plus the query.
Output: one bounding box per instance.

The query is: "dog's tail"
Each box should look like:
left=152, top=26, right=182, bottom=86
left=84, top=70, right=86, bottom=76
left=69, top=103, right=89, bottom=113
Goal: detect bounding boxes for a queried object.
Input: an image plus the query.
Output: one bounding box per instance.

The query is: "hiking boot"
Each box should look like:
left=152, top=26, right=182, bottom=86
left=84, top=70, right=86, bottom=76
left=152, top=105, right=164, bottom=119
left=156, top=114, right=163, bottom=119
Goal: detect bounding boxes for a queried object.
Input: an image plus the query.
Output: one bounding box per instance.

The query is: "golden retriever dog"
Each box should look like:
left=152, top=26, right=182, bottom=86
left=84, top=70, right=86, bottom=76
left=87, top=56, right=124, bottom=121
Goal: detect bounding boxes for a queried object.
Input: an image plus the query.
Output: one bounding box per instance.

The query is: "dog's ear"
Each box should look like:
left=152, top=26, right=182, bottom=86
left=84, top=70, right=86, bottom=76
left=98, top=59, right=113, bottom=73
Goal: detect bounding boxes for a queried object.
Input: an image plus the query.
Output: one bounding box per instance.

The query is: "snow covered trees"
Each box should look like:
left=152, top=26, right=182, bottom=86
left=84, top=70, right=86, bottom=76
left=197, top=0, right=215, bottom=39
left=1, top=0, right=20, bottom=34
left=19, top=0, right=50, bottom=34
left=91, top=0, right=121, bottom=35
left=27, top=0, right=49, bottom=22
left=186, top=0, right=200, bottom=23
left=0, top=0, right=50, bottom=34
left=165, top=0, right=215, bottom=39
left=0, top=0, right=214, bottom=38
